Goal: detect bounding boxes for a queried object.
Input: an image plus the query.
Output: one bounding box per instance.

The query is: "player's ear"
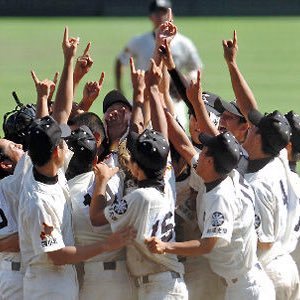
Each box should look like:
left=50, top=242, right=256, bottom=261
left=93, top=132, right=101, bottom=148
left=285, top=142, right=293, bottom=159
left=240, top=122, right=250, bottom=133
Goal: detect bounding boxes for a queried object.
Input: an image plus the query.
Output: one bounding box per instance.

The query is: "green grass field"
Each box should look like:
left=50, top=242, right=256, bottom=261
left=0, top=17, right=299, bottom=173
left=1, top=16, right=299, bottom=117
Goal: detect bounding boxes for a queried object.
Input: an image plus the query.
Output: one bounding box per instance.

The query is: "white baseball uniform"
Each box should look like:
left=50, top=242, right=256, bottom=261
left=289, top=170, right=300, bottom=275
left=118, top=31, right=202, bottom=76
left=245, top=155, right=300, bottom=300
left=0, top=176, right=23, bottom=300
left=172, top=153, right=225, bottom=300
left=0, top=153, right=33, bottom=300
left=68, top=171, right=137, bottom=300
left=18, top=165, right=78, bottom=300
left=118, top=31, right=202, bottom=128
left=193, top=167, right=274, bottom=300
left=104, top=185, right=188, bottom=300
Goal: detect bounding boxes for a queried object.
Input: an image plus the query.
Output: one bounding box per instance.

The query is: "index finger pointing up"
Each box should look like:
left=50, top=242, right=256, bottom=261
left=130, top=57, right=136, bottom=74
left=233, top=30, right=237, bottom=46
left=167, top=8, right=173, bottom=22
left=83, top=42, right=91, bottom=56
left=30, top=70, right=39, bottom=84
left=99, top=72, right=105, bottom=86
left=63, top=26, right=68, bottom=44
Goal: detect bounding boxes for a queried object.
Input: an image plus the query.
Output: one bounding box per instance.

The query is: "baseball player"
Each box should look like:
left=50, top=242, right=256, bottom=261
left=18, top=116, right=136, bottom=300
left=115, top=0, right=202, bottom=128
left=214, top=98, right=249, bottom=144
left=242, top=109, right=300, bottom=300
left=0, top=137, right=36, bottom=300
left=284, top=111, right=300, bottom=272
left=90, top=128, right=188, bottom=300
left=222, top=30, right=300, bottom=299
left=146, top=129, right=275, bottom=300
left=66, top=126, right=137, bottom=300
left=0, top=142, right=25, bottom=300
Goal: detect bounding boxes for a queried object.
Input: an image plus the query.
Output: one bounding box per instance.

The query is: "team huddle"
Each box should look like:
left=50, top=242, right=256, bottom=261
left=0, top=0, right=300, bottom=300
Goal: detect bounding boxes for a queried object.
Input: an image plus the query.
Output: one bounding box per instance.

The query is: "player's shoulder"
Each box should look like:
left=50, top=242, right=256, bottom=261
left=128, top=31, right=153, bottom=46
left=125, top=186, right=163, bottom=205
left=68, top=171, right=94, bottom=190
left=173, top=32, right=196, bottom=47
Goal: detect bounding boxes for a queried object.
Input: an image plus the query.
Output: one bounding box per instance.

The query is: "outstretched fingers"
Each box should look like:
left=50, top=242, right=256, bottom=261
left=31, top=70, right=39, bottom=85
left=83, top=42, right=91, bottom=56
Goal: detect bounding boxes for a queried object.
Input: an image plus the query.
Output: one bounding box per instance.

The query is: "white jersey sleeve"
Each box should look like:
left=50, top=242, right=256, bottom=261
left=104, top=187, right=184, bottom=276
left=200, top=188, right=234, bottom=247
left=26, top=197, right=65, bottom=254
left=0, top=177, right=19, bottom=238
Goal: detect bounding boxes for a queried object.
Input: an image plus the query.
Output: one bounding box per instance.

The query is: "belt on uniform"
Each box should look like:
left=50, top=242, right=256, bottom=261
left=134, top=271, right=181, bottom=288
left=103, top=261, right=116, bottom=270
left=222, top=262, right=262, bottom=286
left=0, top=260, right=21, bottom=271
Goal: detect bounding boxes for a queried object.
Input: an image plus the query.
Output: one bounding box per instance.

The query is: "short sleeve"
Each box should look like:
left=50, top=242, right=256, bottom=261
left=201, top=193, right=234, bottom=247
left=251, top=182, right=276, bottom=243
left=29, top=199, right=65, bottom=254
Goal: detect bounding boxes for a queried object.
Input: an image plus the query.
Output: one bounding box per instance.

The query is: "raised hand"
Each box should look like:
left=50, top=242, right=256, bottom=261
left=186, top=70, right=201, bottom=106
left=159, top=39, right=175, bottom=70
left=74, top=42, right=93, bottom=82
left=145, top=236, right=166, bottom=254
left=82, top=72, right=105, bottom=105
left=31, top=70, right=56, bottom=100
left=48, top=72, right=59, bottom=102
left=130, top=57, right=145, bottom=93
left=62, top=26, right=79, bottom=61
left=156, top=9, right=177, bottom=47
left=145, top=59, right=163, bottom=88
left=223, top=30, right=238, bottom=64
left=93, top=161, right=119, bottom=181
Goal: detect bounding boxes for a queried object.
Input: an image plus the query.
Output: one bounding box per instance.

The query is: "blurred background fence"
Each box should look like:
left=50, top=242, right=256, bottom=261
left=1, top=0, right=300, bottom=16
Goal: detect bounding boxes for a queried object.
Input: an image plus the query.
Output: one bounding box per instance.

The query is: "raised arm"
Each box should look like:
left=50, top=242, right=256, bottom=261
left=52, top=27, right=79, bottom=124
left=145, top=59, right=168, bottom=139
left=186, top=70, right=219, bottom=136
left=153, top=8, right=176, bottom=66
left=165, top=110, right=197, bottom=164
left=223, top=30, right=258, bottom=120
left=77, top=72, right=105, bottom=113
left=31, top=70, right=56, bottom=118
left=160, top=38, right=194, bottom=115
left=73, top=42, right=93, bottom=95
left=129, top=57, right=146, bottom=134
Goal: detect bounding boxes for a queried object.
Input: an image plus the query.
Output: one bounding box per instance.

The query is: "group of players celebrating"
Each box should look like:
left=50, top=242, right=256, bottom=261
left=0, top=1, right=300, bottom=299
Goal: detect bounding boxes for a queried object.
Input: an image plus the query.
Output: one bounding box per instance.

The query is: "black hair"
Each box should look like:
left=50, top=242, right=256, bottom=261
left=66, top=157, right=94, bottom=180
left=66, top=143, right=97, bottom=180
left=68, top=112, right=106, bottom=141
left=68, top=112, right=109, bottom=160
left=29, top=137, right=62, bottom=167
left=256, top=128, right=279, bottom=157
left=130, top=156, right=165, bottom=181
left=205, top=147, right=230, bottom=175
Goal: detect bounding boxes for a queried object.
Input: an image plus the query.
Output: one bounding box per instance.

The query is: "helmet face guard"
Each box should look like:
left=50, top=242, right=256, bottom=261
left=3, top=92, right=36, bottom=151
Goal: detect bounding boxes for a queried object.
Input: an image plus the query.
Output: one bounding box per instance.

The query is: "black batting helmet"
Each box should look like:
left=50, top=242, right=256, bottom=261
left=3, top=92, right=36, bottom=150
